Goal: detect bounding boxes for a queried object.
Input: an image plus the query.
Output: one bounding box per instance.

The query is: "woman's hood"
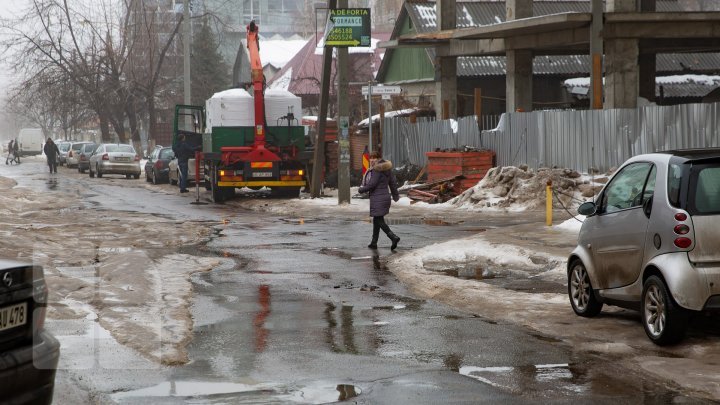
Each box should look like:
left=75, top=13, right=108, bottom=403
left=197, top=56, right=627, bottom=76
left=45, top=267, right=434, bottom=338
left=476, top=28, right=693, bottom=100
left=374, top=160, right=393, bottom=172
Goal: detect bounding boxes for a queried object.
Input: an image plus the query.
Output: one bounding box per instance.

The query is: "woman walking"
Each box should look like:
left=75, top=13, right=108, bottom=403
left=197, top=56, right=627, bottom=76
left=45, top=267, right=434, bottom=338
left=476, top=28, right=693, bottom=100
left=359, top=151, right=401, bottom=250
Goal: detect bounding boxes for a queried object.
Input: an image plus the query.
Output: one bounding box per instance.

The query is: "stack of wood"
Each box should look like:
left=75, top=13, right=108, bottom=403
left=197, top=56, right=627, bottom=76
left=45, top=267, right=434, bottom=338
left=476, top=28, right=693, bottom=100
left=406, top=175, right=463, bottom=204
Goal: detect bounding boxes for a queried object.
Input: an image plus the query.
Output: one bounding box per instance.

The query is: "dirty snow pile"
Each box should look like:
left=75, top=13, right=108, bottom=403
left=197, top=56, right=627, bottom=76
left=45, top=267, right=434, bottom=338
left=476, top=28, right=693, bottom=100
left=448, top=166, right=609, bottom=211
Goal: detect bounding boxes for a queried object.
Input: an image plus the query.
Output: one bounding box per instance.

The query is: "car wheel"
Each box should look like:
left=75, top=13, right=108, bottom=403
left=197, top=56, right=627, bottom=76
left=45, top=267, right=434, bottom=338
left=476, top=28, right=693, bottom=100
left=170, top=170, right=178, bottom=185
left=568, top=259, right=603, bottom=317
left=133, top=173, right=140, bottom=179
left=146, top=170, right=152, bottom=182
left=152, top=171, right=158, bottom=185
left=89, top=166, right=95, bottom=178
left=97, top=165, right=103, bottom=178
left=642, top=275, right=689, bottom=345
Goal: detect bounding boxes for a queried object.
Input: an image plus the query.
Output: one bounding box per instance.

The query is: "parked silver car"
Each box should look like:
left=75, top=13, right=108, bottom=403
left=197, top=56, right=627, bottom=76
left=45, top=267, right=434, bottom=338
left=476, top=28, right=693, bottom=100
left=569, top=149, right=720, bottom=345
left=56, top=141, right=71, bottom=166
left=66, top=141, right=92, bottom=168
left=88, top=143, right=141, bottom=179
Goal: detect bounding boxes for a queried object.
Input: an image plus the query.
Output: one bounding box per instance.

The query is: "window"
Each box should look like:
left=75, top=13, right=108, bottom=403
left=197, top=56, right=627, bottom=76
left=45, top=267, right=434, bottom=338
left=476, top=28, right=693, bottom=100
left=601, top=163, right=653, bottom=214
left=667, top=163, right=683, bottom=208
left=691, top=166, right=720, bottom=214
left=160, top=149, right=175, bottom=159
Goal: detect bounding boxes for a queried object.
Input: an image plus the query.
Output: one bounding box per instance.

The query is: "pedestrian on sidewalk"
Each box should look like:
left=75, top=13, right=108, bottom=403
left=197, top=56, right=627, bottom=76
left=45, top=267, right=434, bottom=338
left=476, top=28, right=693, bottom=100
left=5, top=140, right=14, bottom=165
left=12, top=139, right=19, bottom=164
left=172, top=134, right=200, bottom=193
left=359, top=151, right=401, bottom=250
left=43, top=138, right=60, bottom=173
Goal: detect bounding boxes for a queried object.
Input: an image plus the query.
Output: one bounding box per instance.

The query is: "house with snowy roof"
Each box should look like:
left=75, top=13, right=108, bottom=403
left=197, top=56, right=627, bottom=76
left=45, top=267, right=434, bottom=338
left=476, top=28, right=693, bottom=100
left=265, top=33, right=391, bottom=119
left=376, top=0, right=720, bottom=116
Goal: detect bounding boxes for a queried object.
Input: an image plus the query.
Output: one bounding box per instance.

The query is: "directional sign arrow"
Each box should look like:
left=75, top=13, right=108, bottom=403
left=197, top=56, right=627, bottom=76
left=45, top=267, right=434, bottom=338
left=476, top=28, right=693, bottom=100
left=326, top=39, right=361, bottom=46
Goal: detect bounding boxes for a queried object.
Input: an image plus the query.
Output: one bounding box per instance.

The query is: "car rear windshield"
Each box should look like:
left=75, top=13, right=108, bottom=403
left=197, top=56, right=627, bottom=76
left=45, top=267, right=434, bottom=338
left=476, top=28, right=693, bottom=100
left=71, top=143, right=86, bottom=151
left=83, top=144, right=97, bottom=152
left=689, top=164, right=720, bottom=215
left=160, top=149, right=174, bottom=159
left=58, top=143, right=70, bottom=152
left=106, top=145, right=135, bottom=153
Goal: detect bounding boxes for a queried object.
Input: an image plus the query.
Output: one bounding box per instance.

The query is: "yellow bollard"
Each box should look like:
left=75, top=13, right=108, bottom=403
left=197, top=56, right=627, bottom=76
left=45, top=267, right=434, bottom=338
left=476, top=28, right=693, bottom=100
left=546, top=180, right=553, bottom=226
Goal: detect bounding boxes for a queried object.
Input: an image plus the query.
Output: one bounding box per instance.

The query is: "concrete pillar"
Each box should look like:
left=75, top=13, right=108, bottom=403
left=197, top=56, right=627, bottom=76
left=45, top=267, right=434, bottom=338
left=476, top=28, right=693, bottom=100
left=638, top=0, right=656, bottom=103
left=506, top=51, right=533, bottom=112
left=506, top=0, right=532, bottom=20
left=639, top=0, right=657, bottom=12
left=605, top=38, right=639, bottom=108
left=589, top=0, right=603, bottom=109
left=435, top=0, right=457, bottom=118
left=505, top=0, right=533, bottom=112
left=639, top=54, right=656, bottom=102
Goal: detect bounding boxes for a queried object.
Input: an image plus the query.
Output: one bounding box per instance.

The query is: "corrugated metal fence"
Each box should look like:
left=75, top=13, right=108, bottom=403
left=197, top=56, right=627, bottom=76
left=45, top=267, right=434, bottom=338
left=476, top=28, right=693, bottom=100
left=382, top=102, right=720, bottom=172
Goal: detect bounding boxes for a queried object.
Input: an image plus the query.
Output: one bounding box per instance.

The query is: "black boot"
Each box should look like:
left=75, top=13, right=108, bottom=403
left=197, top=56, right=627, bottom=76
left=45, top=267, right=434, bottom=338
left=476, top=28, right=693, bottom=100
left=367, top=238, right=378, bottom=249
left=389, top=232, right=400, bottom=251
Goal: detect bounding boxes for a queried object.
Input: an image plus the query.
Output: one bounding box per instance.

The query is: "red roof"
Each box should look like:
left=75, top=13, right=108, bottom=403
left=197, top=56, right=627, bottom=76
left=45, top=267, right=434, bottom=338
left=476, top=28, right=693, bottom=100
left=268, top=33, right=391, bottom=96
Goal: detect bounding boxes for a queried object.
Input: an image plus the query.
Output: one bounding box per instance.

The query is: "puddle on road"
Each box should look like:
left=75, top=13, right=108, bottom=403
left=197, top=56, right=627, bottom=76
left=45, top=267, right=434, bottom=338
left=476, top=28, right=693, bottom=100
left=384, top=217, right=455, bottom=226
left=426, top=262, right=565, bottom=294
left=112, top=380, right=361, bottom=404
left=46, top=178, right=58, bottom=190
left=459, top=362, right=702, bottom=402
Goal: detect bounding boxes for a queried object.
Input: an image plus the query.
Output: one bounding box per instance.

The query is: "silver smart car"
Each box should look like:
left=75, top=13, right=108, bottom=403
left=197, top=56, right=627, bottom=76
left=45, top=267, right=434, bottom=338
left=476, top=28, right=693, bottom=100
left=568, top=149, right=720, bottom=345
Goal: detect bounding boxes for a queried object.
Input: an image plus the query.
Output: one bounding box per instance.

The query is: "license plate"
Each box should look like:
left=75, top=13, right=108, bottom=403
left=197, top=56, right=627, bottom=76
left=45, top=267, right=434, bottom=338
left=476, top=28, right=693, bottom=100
left=115, top=157, right=129, bottom=162
left=0, top=302, right=27, bottom=332
left=253, top=172, right=273, bottom=178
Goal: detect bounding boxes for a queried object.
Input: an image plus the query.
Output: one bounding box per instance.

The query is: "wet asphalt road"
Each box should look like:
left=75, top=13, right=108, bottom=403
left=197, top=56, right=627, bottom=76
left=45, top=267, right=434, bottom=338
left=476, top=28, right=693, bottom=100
left=3, top=159, right=707, bottom=404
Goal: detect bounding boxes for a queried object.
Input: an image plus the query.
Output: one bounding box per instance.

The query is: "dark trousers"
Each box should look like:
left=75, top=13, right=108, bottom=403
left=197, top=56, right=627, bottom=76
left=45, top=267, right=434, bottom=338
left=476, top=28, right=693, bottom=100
left=47, top=158, right=57, bottom=173
left=372, top=216, right=393, bottom=241
left=179, top=161, right=189, bottom=191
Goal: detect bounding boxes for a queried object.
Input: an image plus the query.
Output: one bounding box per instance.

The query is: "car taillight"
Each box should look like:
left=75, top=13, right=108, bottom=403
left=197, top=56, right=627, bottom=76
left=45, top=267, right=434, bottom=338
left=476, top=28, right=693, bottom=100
left=674, top=224, right=690, bottom=235
left=102, top=153, right=109, bottom=160
left=672, top=211, right=692, bottom=249
left=674, top=237, right=692, bottom=248
left=68, top=150, right=74, bottom=157
left=134, top=155, right=140, bottom=161
left=154, top=161, right=163, bottom=169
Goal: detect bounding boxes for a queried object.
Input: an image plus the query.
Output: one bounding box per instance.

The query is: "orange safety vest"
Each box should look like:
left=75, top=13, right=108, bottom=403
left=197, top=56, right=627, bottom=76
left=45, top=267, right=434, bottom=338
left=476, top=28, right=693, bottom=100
left=361, top=151, right=370, bottom=175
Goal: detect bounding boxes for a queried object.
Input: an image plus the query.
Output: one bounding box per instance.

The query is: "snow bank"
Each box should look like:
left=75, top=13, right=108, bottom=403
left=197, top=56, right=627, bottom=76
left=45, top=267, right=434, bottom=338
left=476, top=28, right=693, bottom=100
left=446, top=166, right=608, bottom=212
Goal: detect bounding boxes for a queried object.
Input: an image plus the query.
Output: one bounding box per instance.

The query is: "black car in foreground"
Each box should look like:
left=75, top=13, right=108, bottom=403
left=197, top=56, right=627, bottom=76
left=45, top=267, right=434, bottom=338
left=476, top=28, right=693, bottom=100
left=0, top=259, right=60, bottom=404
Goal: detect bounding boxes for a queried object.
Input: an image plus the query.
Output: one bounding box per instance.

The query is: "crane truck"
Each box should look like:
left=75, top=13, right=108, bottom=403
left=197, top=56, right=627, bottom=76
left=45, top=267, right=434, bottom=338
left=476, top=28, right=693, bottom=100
left=173, top=21, right=311, bottom=202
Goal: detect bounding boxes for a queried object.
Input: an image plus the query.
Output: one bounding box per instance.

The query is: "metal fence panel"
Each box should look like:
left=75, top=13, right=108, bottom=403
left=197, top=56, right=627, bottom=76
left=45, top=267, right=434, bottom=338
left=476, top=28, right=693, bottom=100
left=381, top=102, right=720, bottom=172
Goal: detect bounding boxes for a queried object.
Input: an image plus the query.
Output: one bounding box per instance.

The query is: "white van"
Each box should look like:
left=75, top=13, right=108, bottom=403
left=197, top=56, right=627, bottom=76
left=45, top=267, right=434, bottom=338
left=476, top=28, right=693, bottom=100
left=17, top=128, right=44, bottom=157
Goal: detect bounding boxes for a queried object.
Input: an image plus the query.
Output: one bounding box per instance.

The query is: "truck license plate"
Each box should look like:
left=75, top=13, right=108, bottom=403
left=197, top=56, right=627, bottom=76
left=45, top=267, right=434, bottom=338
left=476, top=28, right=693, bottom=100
left=253, top=172, right=273, bottom=178
left=0, top=302, right=27, bottom=332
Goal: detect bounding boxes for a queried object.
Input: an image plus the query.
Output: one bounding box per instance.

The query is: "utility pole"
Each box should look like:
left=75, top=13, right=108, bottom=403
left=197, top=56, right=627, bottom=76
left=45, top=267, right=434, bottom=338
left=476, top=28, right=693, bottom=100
left=183, top=0, right=191, bottom=106
left=337, top=0, right=350, bottom=204
left=310, top=0, right=337, bottom=198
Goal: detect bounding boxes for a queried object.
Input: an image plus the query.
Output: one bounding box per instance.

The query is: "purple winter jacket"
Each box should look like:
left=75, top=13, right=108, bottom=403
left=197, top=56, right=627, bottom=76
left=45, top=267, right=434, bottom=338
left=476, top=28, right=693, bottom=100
left=358, top=160, right=400, bottom=217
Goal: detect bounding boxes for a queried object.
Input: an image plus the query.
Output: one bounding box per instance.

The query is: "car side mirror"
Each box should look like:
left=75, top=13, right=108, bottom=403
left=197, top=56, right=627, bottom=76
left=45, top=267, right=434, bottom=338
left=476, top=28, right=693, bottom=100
left=578, top=201, right=597, bottom=216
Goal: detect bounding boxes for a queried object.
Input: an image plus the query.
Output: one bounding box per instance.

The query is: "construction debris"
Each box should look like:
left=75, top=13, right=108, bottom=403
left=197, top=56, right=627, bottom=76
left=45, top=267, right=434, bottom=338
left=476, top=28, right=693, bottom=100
left=406, top=175, right=462, bottom=204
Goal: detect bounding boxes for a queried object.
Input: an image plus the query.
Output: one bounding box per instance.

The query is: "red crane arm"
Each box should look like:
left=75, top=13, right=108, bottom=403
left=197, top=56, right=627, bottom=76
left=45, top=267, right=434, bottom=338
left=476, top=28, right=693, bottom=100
left=247, top=21, right=266, bottom=147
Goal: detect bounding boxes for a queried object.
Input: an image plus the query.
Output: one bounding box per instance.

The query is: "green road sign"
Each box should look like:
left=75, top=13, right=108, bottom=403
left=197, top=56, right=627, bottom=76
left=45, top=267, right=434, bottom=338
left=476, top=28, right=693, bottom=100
left=325, top=8, right=371, bottom=47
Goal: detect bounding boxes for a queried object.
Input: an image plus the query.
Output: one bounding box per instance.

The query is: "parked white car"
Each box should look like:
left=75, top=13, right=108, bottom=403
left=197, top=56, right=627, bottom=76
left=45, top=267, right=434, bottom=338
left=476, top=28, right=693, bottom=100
left=168, top=158, right=197, bottom=185
left=88, top=143, right=141, bottom=179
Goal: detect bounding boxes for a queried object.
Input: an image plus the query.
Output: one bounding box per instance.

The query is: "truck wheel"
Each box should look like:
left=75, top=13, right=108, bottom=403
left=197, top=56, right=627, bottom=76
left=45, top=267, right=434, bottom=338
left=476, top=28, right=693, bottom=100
left=212, top=185, right=226, bottom=203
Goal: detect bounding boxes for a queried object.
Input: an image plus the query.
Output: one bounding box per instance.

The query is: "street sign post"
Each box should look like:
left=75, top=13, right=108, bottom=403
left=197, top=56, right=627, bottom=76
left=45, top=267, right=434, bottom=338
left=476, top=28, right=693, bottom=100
left=325, top=8, right=371, bottom=47
left=362, top=86, right=401, bottom=95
